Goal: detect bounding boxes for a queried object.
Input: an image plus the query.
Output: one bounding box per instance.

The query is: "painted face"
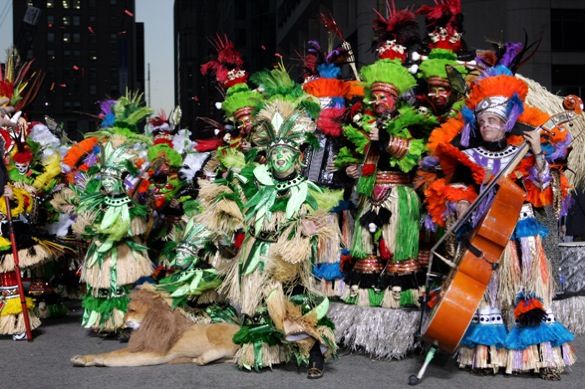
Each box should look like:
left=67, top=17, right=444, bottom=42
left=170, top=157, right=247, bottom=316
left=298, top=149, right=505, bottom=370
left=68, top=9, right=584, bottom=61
left=477, top=112, right=506, bottom=143
left=428, top=85, right=453, bottom=111
left=268, top=145, right=298, bottom=179
left=102, top=176, right=122, bottom=194
left=15, top=162, right=30, bottom=175
left=371, top=90, right=398, bottom=116
left=237, top=115, right=253, bottom=135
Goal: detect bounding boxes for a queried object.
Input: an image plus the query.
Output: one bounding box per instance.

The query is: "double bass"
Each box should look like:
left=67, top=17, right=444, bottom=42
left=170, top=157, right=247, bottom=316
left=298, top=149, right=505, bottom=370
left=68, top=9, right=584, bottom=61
left=409, top=95, right=582, bottom=385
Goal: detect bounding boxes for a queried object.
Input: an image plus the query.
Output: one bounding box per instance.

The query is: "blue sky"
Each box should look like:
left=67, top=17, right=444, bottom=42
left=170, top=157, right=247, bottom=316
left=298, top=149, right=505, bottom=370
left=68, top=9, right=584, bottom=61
left=0, top=0, right=175, bottom=114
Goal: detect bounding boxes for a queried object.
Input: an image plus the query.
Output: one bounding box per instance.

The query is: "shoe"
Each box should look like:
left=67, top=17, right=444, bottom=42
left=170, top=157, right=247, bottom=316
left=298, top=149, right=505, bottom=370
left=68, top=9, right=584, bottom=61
left=12, top=332, right=27, bottom=341
left=307, top=341, right=325, bottom=379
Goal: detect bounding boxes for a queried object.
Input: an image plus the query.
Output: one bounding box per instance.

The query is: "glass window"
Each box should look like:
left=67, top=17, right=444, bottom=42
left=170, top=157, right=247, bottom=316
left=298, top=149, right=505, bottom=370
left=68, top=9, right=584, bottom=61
left=47, top=32, right=55, bottom=42
left=62, top=16, right=71, bottom=26
left=73, top=16, right=80, bottom=26
left=89, top=85, right=97, bottom=95
left=48, top=49, right=56, bottom=60
left=47, top=1, right=54, bottom=8
left=63, top=33, right=70, bottom=43
left=551, top=9, right=585, bottom=52
left=62, top=0, right=70, bottom=9
left=73, top=33, right=80, bottom=43
left=74, top=0, right=81, bottom=9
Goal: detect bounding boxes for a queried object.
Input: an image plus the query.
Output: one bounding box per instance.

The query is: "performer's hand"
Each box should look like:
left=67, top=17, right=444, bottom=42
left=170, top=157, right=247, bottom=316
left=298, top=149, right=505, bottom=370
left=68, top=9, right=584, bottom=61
left=523, top=130, right=542, bottom=155
left=3, top=186, right=13, bottom=199
left=369, top=125, right=379, bottom=141
left=346, top=164, right=360, bottom=179
left=455, top=200, right=470, bottom=219
left=326, top=160, right=338, bottom=173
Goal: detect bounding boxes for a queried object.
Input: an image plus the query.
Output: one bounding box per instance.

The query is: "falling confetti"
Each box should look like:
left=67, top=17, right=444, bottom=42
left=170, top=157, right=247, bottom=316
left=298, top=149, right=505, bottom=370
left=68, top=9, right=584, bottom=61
left=88, top=26, right=94, bottom=34
left=124, top=9, right=134, bottom=17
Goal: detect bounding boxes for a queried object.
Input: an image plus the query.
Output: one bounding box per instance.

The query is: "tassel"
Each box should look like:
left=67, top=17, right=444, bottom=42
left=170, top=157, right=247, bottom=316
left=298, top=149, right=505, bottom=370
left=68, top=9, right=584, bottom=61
left=378, top=238, right=392, bottom=260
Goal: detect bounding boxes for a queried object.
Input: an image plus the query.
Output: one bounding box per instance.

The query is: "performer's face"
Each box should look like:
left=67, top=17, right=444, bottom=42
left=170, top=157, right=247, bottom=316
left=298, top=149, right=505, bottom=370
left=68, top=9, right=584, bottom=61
left=428, top=85, right=452, bottom=110
left=371, top=90, right=397, bottom=116
left=269, top=145, right=298, bottom=179
left=478, top=112, right=506, bottom=142
left=102, top=176, right=122, bottom=194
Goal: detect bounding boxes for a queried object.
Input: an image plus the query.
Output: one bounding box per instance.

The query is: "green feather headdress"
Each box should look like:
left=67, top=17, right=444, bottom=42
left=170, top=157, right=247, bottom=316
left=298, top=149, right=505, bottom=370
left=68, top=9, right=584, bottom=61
left=250, top=63, right=320, bottom=119
left=222, top=83, right=263, bottom=118
left=360, top=59, right=416, bottom=95
left=112, top=90, right=153, bottom=130
left=100, top=142, right=135, bottom=180
left=250, top=99, right=316, bottom=151
left=147, top=144, right=182, bottom=168
left=417, top=49, right=467, bottom=80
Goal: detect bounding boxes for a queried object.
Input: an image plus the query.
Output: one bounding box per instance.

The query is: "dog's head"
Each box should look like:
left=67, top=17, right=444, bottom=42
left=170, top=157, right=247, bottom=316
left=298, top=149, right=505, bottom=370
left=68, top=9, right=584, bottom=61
left=124, top=296, right=151, bottom=330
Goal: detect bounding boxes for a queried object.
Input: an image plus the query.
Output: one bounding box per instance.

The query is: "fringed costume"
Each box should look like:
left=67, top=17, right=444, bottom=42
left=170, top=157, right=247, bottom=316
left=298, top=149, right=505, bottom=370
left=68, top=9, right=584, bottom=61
left=421, top=50, right=575, bottom=378
left=198, top=99, right=339, bottom=376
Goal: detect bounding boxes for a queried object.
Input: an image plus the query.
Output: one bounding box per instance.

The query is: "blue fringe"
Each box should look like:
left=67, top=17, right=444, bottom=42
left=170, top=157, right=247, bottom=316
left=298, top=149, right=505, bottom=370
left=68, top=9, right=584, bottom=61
left=505, top=321, right=574, bottom=350
left=312, top=262, right=344, bottom=281
left=101, top=112, right=116, bottom=128
left=460, top=322, right=508, bottom=348
left=317, top=63, right=341, bottom=79
left=512, top=217, right=548, bottom=239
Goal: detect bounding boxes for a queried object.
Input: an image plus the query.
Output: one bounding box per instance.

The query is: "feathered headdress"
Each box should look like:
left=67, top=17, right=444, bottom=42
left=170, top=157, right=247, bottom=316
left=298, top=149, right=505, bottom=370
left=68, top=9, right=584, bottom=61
left=459, top=43, right=529, bottom=146
left=250, top=99, right=316, bottom=151
left=251, top=62, right=320, bottom=119
left=372, top=2, right=421, bottom=62
left=200, top=34, right=248, bottom=89
left=360, top=59, right=417, bottom=95
left=417, top=0, right=464, bottom=53
left=98, top=90, right=153, bottom=132
left=100, top=141, right=135, bottom=180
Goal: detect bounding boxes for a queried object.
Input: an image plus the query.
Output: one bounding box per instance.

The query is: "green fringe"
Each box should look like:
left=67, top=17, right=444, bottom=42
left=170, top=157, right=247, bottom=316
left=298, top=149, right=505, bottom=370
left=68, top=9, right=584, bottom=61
left=222, top=84, right=263, bottom=117
left=418, top=48, right=468, bottom=80
left=392, top=138, right=426, bottom=173
left=334, top=146, right=360, bottom=168
left=394, top=186, right=420, bottom=261
left=368, top=289, right=385, bottom=307
left=148, top=144, right=183, bottom=167
left=343, top=124, right=369, bottom=155
left=82, top=291, right=129, bottom=324
left=232, top=323, right=283, bottom=346
left=350, top=211, right=370, bottom=259
left=360, top=59, right=417, bottom=94
left=356, top=174, right=376, bottom=196
left=399, top=289, right=418, bottom=307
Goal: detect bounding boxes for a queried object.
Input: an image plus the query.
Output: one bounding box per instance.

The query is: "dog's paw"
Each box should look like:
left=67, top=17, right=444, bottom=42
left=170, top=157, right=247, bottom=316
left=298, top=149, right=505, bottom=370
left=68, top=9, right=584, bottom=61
left=71, top=355, right=95, bottom=367
left=192, top=356, right=208, bottom=366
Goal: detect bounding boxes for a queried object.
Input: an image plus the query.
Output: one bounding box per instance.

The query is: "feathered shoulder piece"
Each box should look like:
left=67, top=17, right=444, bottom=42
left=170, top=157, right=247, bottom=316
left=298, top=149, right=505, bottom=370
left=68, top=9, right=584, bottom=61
left=372, top=2, right=420, bottom=62
left=251, top=99, right=315, bottom=150
left=200, top=34, right=247, bottom=88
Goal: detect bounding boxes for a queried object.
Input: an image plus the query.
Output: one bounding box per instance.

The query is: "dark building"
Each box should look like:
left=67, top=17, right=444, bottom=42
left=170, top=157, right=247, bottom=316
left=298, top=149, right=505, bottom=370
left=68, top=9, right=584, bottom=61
left=13, top=0, right=145, bottom=138
left=275, top=0, right=585, bottom=95
left=174, top=0, right=277, bottom=135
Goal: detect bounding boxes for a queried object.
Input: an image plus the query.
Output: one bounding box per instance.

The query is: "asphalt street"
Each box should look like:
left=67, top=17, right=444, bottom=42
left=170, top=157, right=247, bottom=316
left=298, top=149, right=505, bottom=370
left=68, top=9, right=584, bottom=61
left=3, top=310, right=584, bottom=389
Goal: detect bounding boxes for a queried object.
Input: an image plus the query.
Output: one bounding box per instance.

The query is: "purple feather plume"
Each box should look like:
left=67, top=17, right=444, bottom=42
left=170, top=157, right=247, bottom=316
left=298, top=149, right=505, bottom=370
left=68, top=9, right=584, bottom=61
left=500, top=42, right=524, bottom=68
left=505, top=93, right=524, bottom=132
left=99, top=99, right=116, bottom=116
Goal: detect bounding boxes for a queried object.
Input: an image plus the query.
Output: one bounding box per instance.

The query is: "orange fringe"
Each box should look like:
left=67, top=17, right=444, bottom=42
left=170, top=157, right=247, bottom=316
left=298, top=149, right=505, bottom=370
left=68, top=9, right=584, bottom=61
left=466, top=75, right=528, bottom=110
left=424, top=178, right=478, bottom=227
left=436, top=143, right=486, bottom=184
left=345, top=80, right=364, bottom=99
left=63, top=137, right=98, bottom=168
left=427, top=116, right=463, bottom=155
left=303, top=78, right=348, bottom=98
left=514, top=297, right=544, bottom=318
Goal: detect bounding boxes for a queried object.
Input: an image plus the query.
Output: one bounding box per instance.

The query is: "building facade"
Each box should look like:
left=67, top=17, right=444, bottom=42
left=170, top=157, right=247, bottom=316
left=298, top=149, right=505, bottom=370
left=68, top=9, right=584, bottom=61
left=173, top=0, right=276, bottom=135
left=13, top=0, right=144, bottom=137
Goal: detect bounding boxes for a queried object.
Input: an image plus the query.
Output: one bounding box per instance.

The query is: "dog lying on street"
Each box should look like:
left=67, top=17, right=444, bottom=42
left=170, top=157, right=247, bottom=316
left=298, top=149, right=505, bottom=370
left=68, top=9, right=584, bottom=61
left=71, top=286, right=240, bottom=367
